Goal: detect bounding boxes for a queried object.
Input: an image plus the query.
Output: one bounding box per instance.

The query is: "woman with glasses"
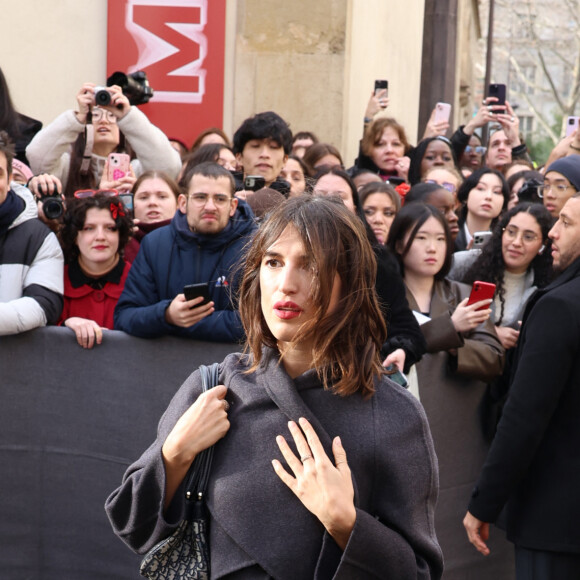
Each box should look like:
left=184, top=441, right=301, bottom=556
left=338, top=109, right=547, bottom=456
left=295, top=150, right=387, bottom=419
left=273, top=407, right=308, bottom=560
left=26, top=82, right=181, bottom=200
left=454, top=168, right=510, bottom=251
left=458, top=203, right=553, bottom=348
left=58, top=191, right=133, bottom=348
left=423, top=166, right=464, bottom=208
left=457, top=203, right=553, bottom=444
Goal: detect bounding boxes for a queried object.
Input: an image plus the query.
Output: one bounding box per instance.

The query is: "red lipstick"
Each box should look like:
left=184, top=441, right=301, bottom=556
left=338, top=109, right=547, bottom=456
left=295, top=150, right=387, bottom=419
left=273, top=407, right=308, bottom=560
left=273, top=301, right=302, bottom=320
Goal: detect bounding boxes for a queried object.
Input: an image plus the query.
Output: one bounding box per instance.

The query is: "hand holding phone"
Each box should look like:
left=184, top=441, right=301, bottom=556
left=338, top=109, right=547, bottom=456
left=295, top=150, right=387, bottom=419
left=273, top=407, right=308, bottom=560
left=466, top=281, right=496, bottom=310
left=451, top=282, right=495, bottom=333
left=374, top=79, right=388, bottom=98
left=487, top=84, right=507, bottom=113
left=183, top=282, right=211, bottom=306
left=434, top=102, right=451, bottom=124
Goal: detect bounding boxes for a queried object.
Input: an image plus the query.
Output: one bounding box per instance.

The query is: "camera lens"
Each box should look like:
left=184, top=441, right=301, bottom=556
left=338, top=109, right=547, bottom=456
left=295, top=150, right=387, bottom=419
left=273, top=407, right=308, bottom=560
left=42, top=196, right=64, bottom=220
left=94, top=89, right=111, bottom=106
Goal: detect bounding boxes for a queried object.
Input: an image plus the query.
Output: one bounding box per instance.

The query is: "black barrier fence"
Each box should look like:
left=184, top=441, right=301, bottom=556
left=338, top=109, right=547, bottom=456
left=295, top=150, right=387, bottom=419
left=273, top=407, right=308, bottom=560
left=0, top=327, right=241, bottom=579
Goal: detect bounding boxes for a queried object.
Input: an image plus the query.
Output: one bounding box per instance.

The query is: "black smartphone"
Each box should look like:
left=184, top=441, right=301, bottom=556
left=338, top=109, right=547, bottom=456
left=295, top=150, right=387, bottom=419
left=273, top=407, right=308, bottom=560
left=183, top=282, right=210, bottom=306
left=244, top=175, right=266, bottom=192
left=488, top=83, right=506, bottom=108
left=374, top=79, right=388, bottom=97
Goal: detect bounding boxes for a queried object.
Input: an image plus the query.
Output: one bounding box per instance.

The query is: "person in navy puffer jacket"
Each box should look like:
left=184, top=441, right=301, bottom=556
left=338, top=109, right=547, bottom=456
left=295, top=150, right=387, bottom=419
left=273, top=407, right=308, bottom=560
left=114, top=162, right=257, bottom=343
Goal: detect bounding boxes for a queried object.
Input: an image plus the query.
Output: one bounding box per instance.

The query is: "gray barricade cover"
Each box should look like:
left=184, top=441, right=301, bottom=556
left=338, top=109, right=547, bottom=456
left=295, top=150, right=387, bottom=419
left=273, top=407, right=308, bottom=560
left=0, top=327, right=240, bottom=579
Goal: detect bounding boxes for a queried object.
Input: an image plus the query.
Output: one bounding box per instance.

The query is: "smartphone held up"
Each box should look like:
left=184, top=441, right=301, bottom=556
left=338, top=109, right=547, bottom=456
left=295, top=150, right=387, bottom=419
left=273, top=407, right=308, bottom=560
left=467, top=281, right=496, bottom=311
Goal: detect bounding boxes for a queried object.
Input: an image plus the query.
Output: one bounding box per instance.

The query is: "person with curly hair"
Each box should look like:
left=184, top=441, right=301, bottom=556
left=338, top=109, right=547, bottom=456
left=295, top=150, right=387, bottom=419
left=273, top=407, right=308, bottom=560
left=457, top=203, right=553, bottom=350
left=58, top=192, right=133, bottom=348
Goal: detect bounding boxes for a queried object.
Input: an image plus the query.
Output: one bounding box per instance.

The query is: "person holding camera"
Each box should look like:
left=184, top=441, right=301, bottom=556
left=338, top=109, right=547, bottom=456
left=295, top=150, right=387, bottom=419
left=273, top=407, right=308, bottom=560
left=26, top=82, right=181, bottom=200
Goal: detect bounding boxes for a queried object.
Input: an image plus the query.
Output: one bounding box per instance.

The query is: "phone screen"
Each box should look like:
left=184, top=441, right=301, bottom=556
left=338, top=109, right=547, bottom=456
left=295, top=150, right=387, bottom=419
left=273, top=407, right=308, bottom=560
left=374, top=79, right=388, bottom=97
left=488, top=84, right=506, bottom=108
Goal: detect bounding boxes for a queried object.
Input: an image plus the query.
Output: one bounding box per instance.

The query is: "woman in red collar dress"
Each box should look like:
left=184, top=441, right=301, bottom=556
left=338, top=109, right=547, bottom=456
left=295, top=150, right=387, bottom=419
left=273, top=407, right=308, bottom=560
left=58, top=191, right=133, bottom=348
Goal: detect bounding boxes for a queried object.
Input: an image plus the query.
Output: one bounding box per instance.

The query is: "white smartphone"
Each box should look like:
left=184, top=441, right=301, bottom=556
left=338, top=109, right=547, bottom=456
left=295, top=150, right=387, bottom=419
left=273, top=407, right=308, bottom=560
left=434, top=102, right=451, bottom=124
left=473, top=231, right=492, bottom=250
left=566, top=116, right=580, bottom=138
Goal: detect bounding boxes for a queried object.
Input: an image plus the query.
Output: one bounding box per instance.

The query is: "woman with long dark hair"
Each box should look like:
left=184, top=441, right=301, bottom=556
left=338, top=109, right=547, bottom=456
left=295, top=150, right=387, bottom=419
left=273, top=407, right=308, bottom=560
left=106, top=196, right=443, bottom=578
left=312, top=166, right=427, bottom=373
left=387, top=203, right=512, bottom=578
left=459, top=203, right=553, bottom=349
left=454, top=167, right=510, bottom=251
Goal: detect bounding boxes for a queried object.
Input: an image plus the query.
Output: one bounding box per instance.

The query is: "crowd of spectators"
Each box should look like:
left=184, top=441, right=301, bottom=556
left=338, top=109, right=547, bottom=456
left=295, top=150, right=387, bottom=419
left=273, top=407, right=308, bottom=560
left=2, top=63, right=580, bottom=577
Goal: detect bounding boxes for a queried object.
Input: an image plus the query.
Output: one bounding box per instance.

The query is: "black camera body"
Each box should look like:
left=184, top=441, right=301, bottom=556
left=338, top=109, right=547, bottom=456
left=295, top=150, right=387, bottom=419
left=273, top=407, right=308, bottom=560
left=106, top=71, right=153, bottom=106
left=41, top=194, right=64, bottom=220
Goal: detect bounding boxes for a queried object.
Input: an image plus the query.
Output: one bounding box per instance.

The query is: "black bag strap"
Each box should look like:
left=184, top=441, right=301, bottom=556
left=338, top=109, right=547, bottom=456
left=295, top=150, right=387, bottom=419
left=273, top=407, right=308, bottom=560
left=183, top=363, right=220, bottom=507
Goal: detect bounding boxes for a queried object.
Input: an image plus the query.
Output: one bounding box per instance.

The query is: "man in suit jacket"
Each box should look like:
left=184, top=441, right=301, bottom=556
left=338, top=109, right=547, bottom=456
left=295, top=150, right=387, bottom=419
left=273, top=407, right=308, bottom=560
left=463, top=192, right=580, bottom=578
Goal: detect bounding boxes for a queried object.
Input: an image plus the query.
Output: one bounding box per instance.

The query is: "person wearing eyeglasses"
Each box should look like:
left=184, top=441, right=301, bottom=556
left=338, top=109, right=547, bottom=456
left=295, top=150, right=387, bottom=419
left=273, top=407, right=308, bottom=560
left=58, top=191, right=133, bottom=348
left=460, top=137, right=487, bottom=174
left=114, top=162, right=257, bottom=343
left=539, top=155, right=580, bottom=219
left=26, top=82, right=181, bottom=200
left=423, top=166, right=464, bottom=210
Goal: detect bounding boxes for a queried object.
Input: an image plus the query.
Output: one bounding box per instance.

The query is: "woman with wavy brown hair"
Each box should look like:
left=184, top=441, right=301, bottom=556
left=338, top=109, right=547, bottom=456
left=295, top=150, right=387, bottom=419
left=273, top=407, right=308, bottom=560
left=106, top=196, right=443, bottom=579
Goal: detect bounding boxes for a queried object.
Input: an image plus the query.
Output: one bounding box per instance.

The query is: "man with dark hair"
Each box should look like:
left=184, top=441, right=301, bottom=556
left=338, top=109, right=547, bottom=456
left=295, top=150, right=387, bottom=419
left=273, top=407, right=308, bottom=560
left=464, top=191, right=580, bottom=578
left=0, top=131, right=63, bottom=335
left=232, top=111, right=292, bottom=193
left=114, top=162, right=256, bottom=342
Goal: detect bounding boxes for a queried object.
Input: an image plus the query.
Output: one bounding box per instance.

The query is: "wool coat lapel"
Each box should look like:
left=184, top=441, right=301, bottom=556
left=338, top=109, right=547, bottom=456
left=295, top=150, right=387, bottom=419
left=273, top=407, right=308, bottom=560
left=207, top=350, right=333, bottom=580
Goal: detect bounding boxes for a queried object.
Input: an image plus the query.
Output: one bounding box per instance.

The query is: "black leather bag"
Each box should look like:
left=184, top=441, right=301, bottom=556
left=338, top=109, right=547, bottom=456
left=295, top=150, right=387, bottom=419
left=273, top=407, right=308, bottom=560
left=139, top=363, right=220, bottom=579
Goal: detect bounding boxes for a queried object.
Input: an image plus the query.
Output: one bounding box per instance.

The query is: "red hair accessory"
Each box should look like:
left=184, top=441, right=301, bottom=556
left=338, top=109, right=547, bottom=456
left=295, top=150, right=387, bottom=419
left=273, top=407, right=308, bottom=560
left=395, top=182, right=411, bottom=203
left=110, top=202, right=126, bottom=219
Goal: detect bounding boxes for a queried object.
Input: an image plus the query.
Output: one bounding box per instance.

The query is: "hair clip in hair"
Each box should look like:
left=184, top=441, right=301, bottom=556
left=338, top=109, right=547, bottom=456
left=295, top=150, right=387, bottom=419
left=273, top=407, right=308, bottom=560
left=110, top=202, right=125, bottom=219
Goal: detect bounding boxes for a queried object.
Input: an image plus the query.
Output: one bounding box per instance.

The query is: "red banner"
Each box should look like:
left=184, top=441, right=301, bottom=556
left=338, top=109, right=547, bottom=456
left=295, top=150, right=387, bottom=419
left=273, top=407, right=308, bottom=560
left=107, top=0, right=226, bottom=149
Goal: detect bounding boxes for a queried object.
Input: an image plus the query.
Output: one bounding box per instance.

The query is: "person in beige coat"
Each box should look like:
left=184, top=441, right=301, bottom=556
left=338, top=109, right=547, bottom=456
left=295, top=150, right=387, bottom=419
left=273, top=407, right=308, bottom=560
left=388, top=202, right=514, bottom=579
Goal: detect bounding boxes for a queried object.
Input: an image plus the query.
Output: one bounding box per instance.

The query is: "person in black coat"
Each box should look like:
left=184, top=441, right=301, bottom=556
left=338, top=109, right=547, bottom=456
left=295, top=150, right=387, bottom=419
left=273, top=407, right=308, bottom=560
left=312, top=166, right=426, bottom=373
left=464, top=193, right=580, bottom=578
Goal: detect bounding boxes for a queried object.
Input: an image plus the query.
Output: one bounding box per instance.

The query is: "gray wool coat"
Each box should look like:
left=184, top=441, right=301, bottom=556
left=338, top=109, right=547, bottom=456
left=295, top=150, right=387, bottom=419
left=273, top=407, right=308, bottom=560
left=406, top=280, right=514, bottom=579
left=106, top=348, right=443, bottom=579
